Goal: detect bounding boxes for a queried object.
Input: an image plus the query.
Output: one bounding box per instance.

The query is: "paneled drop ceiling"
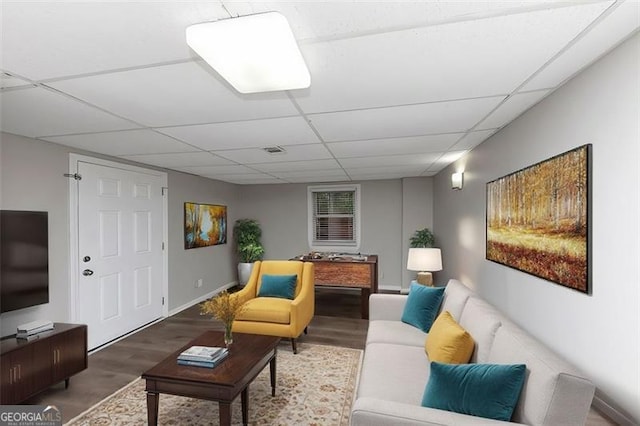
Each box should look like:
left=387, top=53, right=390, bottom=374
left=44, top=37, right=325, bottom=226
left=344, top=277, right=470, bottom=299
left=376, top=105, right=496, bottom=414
left=1, top=1, right=638, bottom=184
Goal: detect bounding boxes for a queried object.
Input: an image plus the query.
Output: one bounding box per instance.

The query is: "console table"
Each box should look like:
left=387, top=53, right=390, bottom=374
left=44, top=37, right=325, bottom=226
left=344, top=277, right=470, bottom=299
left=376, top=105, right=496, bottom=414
left=0, top=323, right=88, bottom=404
left=307, top=255, right=378, bottom=319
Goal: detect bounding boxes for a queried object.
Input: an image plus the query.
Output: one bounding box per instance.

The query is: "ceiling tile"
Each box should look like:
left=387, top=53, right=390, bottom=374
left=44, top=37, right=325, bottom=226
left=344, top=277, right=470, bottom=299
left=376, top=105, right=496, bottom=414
left=427, top=151, right=469, bottom=172
left=284, top=175, right=349, bottom=184
left=48, top=61, right=300, bottom=127
left=339, top=153, right=441, bottom=169
left=223, top=2, right=566, bottom=41
left=251, top=159, right=342, bottom=173
left=175, top=164, right=260, bottom=176
left=0, top=87, right=139, bottom=138
left=159, top=116, right=320, bottom=151
left=0, top=2, right=228, bottom=80
left=310, top=97, right=504, bottom=142
left=43, top=129, right=195, bottom=156
left=121, top=151, right=234, bottom=168
left=327, top=133, right=462, bottom=158
left=293, top=2, right=610, bottom=113
left=1, top=73, right=32, bottom=89
left=451, top=129, right=498, bottom=151
left=523, top=1, right=640, bottom=91
left=478, top=90, right=550, bottom=129
left=210, top=175, right=286, bottom=185
left=346, top=165, right=428, bottom=176
left=272, top=169, right=348, bottom=179
left=214, top=144, right=332, bottom=164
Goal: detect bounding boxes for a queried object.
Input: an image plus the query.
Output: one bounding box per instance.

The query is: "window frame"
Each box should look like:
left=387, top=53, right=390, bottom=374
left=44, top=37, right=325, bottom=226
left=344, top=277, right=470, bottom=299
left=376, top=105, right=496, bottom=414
left=307, top=184, right=361, bottom=252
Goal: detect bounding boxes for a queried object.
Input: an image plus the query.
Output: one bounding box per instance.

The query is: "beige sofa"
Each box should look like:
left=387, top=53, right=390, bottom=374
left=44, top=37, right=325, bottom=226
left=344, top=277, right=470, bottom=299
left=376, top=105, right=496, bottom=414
left=351, top=279, right=596, bottom=426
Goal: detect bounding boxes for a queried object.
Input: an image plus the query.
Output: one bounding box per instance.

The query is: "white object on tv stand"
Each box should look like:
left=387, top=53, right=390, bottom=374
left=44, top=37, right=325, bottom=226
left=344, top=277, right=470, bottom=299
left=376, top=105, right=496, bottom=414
left=17, top=319, right=54, bottom=334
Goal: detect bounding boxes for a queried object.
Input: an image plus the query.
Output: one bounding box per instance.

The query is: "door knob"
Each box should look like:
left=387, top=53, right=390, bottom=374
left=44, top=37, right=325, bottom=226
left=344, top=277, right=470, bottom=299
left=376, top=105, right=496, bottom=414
left=82, top=269, right=94, bottom=276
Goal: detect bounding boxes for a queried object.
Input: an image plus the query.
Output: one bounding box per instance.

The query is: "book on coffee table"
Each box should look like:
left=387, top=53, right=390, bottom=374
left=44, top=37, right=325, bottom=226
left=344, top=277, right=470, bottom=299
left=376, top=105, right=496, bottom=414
left=177, top=349, right=229, bottom=368
left=178, top=346, right=226, bottom=362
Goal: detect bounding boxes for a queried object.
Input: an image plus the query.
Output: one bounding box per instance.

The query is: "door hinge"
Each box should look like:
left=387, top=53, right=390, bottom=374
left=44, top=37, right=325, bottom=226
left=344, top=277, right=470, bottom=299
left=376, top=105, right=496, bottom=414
left=161, top=187, right=168, bottom=196
left=64, top=173, right=82, bottom=180
left=162, top=242, right=165, bottom=250
left=162, top=297, right=165, bottom=306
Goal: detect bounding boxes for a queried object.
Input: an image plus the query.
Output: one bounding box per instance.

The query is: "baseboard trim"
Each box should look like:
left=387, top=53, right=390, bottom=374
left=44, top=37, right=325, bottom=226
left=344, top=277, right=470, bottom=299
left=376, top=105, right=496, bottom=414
left=592, top=393, right=638, bottom=426
left=167, top=281, right=237, bottom=317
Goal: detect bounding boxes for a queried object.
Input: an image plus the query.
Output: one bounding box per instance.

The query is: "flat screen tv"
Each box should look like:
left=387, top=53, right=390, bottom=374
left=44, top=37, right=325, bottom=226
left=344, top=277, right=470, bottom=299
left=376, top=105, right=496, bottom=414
left=0, top=210, right=49, bottom=313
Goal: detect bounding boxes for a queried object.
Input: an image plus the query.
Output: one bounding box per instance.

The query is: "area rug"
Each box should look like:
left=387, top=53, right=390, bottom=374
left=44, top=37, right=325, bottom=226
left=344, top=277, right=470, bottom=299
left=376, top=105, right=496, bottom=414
left=66, top=343, right=362, bottom=426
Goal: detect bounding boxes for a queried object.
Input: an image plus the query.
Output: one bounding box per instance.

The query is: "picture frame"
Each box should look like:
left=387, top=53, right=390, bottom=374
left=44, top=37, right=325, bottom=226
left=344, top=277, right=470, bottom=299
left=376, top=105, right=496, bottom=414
left=184, top=202, right=227, bottom=249
left=486, top=144, right=591, bottom=293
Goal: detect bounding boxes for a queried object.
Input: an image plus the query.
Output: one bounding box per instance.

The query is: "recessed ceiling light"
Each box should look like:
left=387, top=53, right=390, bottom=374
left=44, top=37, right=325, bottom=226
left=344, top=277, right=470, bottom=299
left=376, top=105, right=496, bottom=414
left=186, top=12, right=310, bottom=94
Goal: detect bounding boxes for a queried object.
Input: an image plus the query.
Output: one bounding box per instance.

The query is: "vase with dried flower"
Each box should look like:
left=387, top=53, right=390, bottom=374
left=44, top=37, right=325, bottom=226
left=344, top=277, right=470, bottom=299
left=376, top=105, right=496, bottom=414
left=200, top=291, right=246, bottom=347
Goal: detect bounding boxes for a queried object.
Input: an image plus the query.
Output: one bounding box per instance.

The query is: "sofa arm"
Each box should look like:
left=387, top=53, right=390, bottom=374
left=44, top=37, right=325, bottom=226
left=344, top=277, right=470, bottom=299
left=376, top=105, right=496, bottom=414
left=369, top=294, right=408, bottom=321
left=351, top=398, right=521, bottom=426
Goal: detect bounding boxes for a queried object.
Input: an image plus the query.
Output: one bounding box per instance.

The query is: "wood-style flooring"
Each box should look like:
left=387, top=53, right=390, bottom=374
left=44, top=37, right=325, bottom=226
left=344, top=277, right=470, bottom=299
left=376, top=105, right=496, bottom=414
left=24, top=287, right=614, bottom=425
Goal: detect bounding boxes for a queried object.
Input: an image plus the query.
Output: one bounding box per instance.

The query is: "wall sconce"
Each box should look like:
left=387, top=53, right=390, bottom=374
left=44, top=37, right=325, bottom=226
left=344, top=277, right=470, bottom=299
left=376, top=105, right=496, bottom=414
left=451, top=172, right=464, bottom=190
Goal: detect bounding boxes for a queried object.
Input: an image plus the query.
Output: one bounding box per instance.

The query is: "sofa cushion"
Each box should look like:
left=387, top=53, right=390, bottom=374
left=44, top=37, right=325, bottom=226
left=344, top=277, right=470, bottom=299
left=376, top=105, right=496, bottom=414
left=367, top=320, right=427, bottom=347
left=440, top=279, right=474, bottom=321
left=459, top=297, right=503, bottom=363
left=422, top=361, right=526, bottom=422
left=488, top=322, right=596, bottom=425
left=401, top=284, right=445, bottom=333
left=357, top=343, right=430, bottom=406
left=425, top=311, right=474, bottom=364
left=257, top=274, right=297, bottom=299
left=234, top=297, right=291, bottom=324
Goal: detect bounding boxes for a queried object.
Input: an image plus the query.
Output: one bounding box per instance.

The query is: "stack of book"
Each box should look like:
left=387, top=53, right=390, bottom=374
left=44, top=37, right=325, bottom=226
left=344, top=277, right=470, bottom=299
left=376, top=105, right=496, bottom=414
left=177, top=345, right=229, bottom=368
left=16, top=320, right=54, bottom=340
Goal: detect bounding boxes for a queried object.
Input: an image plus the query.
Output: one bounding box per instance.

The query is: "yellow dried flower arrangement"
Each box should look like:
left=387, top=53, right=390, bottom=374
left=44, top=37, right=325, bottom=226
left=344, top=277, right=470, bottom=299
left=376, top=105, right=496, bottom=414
left=200, top=291, right=246, bottom=345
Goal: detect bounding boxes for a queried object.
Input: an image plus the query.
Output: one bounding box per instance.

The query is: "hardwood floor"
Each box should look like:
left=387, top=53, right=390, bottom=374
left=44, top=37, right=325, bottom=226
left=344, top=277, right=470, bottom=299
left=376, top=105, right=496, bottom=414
left=24, top=287, right=614, bottom=425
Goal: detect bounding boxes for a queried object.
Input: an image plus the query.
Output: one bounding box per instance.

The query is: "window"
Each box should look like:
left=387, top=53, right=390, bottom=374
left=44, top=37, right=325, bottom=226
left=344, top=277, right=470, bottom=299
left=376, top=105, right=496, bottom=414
left=308, top=184, right=360, bottom=250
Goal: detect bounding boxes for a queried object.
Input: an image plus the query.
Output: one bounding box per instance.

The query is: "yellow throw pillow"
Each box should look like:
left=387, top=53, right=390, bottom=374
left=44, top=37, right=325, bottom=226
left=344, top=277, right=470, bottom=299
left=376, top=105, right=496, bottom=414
left=425, top=311, right=475, bottom=364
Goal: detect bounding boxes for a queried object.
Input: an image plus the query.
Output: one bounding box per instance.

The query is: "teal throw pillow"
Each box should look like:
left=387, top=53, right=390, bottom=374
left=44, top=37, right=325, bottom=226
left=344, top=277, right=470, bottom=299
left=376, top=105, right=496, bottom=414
left=401, top=283, right=445, bottom=332
left=422, top=361, right=526, bottom=422
left=258, top=274, right=297, bottom=299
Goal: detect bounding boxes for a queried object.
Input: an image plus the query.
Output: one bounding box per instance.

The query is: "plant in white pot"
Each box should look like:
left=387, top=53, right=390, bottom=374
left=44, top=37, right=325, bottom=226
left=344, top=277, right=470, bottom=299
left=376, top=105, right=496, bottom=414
left=233, top=219, right=265, bottom=286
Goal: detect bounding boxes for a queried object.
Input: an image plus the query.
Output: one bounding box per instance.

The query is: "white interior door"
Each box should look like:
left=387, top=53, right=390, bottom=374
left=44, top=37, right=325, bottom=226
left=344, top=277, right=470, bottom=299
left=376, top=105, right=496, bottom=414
left=77, top=160, right=165, bottom=349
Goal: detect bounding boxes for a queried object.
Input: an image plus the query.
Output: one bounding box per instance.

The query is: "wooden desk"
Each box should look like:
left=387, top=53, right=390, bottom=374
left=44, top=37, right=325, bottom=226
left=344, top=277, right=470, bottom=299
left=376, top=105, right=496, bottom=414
left=307, top=255, right=378, bottom=319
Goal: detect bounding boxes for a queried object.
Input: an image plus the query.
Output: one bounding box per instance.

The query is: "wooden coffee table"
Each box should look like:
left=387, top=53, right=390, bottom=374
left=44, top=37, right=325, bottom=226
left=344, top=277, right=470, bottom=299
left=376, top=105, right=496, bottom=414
left=142, top=331, right=280, bottom=426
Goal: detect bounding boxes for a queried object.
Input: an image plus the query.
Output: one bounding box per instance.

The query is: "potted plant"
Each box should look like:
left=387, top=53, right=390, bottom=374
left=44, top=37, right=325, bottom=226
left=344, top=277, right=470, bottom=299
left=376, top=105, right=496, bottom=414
left=233, top=219, right=265, bottom=285
left=409, top=227, right=435, bottom=248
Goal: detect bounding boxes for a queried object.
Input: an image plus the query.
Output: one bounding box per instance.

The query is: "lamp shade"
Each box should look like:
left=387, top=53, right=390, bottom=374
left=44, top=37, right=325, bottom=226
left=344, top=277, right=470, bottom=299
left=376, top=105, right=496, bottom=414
left=407, top=248, right=442, bottom=272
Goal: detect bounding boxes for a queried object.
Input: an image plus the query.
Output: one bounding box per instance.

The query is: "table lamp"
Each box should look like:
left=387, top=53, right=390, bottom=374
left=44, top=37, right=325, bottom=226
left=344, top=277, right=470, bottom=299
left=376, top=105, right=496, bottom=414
left=407, top=248, right=442, bottom=286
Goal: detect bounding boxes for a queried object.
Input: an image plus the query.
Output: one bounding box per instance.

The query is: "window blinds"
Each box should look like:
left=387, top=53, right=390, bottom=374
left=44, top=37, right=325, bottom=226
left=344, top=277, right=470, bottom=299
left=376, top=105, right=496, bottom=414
left=312, top=190, right=356, bottom=244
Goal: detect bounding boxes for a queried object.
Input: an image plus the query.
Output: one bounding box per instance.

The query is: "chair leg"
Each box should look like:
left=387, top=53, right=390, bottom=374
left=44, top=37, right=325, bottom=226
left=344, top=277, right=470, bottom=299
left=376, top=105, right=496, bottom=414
left=291, top=338, right=298, bottom=354
left=304, top=327, right=308, bottom=335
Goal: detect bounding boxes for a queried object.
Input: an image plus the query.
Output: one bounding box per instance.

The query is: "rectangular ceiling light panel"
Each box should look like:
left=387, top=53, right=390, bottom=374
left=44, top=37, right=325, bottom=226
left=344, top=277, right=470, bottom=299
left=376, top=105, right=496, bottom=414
left=186, top=12, right=310, bottom=94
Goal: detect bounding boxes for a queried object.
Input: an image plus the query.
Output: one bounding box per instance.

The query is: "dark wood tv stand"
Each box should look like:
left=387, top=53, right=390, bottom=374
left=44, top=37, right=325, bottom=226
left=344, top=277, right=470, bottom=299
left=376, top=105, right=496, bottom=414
left=0, top=323, right=87, bottom=404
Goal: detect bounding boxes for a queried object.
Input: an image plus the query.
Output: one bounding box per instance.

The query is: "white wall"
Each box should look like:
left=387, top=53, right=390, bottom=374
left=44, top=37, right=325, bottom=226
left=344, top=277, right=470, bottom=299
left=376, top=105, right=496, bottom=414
left=0, top=133, right=72, bottom=335
left=167, top=171, right=239, bottom=310
left=433, top=34, right=639, bottom=421
left=401, top=177, right=434, bottom=290
left=0, top=132, right=240, bottom=336
left=237, top=178, right=433, bottom=290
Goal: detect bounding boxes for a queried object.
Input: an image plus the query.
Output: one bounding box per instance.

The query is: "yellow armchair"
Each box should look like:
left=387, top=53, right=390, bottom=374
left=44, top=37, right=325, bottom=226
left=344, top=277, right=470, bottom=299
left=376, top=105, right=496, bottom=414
left=231, top=260, right=314, bottom=353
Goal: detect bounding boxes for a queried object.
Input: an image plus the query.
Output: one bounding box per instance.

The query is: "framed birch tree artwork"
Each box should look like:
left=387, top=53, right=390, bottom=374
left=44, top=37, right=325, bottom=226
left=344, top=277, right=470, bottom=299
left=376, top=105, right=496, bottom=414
left=184, top=202, right=227, bottom=249
left=486, top=144, right=591, bottom=293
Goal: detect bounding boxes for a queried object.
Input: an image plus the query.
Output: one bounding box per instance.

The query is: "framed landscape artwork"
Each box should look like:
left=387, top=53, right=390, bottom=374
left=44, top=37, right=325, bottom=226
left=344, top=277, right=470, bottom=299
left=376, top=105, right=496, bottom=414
left=486, top=144, right=591, bottom=293
left=184, top=202, right=227, bottom=249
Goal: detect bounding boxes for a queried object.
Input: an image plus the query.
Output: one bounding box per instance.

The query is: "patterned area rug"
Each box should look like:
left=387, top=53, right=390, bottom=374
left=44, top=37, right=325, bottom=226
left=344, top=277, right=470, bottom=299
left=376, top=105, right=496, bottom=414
left=67, top=343, right=362, bottom=425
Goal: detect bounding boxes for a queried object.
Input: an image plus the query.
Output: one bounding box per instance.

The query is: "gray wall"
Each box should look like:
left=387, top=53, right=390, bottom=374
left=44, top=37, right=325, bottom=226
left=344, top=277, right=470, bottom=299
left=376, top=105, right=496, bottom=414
left=0, top=132, right=240, bottom=336
left=433, top=34, right=639, bottom=421
left=238, top=178, right=433, bottom=290
left=167, top=172, right=239, bottom=311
